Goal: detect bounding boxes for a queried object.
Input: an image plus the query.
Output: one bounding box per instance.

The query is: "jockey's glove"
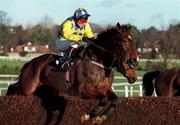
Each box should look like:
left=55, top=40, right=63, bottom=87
left=82, top=37, right=95, bottom=43
left=82, top=37, right=90, bottom=42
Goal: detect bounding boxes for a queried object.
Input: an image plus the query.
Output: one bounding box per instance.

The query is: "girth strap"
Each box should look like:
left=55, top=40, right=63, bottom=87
left=89, top=60, right=105, bottom=69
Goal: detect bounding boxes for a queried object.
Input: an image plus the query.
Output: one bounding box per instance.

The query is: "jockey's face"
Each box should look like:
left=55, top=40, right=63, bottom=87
left=76, top=17, right=88, bottom=28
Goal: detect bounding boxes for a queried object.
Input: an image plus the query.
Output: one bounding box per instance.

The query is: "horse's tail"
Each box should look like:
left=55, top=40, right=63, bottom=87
left=142, top=70, right=161, bottom=96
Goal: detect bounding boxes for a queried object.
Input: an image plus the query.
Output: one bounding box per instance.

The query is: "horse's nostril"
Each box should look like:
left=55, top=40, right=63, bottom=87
left=127, top=77, right=136, bottom=84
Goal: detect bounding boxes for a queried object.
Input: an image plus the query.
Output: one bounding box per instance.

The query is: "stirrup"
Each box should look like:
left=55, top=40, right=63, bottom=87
left=55, top=57, right=65, bottom=66
left=60, top=61, right=70, bottom=71
left=59, top=57, right=65, bottom=63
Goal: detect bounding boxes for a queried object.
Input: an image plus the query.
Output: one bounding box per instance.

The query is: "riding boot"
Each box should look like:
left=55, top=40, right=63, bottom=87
left=59, top=47, right=74, bottom=71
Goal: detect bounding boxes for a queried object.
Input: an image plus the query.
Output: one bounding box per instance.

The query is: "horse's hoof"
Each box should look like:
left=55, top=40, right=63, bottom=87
left=92, top=115, right=107, bottom=125
left=81, top=114, right=90, bottom=123
left=101, top=115, right=107, bottom=121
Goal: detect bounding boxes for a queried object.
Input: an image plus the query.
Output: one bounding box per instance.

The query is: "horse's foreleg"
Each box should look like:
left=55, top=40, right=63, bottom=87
left=89, top=97, right=108, bottom=117
left=81, top=96, right=108, bottom=123
left=102, top=90, right=118, bottom=116
left=89, top=92, right=118, bottom=125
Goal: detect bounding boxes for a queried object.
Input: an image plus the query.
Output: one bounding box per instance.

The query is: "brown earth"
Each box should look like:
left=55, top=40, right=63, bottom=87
left=0, top=95, right=179, bottom=125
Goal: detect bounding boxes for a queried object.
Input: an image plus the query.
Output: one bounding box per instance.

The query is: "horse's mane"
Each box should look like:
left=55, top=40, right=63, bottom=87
left=96, top=27, right=117, bottom=42
left=96, top=24, right=130, bottom=42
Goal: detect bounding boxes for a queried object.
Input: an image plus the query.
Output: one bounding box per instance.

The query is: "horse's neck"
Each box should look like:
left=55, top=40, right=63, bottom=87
left=94, top=39, right=110, bottom=50
left=72, top=44, right=115, bottom=71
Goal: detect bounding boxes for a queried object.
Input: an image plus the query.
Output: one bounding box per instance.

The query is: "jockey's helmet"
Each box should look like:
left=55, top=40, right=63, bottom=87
left=74, top=8, right=90, bottom=19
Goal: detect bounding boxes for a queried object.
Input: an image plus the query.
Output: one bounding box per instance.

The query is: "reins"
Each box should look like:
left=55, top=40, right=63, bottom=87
left=85, top=39, right=117, bottom=69
left=85, top=39, right=116, bottom=57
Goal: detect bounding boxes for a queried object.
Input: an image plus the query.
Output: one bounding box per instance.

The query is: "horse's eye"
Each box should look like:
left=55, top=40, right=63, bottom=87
left=128, top=35, right=132, bottom=40
left=121, top=38, right=126, bottom=43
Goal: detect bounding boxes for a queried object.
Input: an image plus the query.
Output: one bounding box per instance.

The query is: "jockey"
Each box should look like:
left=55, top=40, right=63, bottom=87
left=56, top=8, right=94, bottom=71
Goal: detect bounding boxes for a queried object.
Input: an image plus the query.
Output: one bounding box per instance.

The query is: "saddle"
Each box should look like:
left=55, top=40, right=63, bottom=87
left=56, top=46, right=89, bottom=72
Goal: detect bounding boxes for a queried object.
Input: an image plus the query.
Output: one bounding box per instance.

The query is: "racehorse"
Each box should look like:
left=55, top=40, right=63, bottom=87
left=143, top=67, right=180, bottom=97
left=6, top=23, right=138, bottom=124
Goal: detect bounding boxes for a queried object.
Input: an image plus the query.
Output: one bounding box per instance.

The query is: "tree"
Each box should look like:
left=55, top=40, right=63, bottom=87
left=146, top=19, right=180, bottom=70
left=38, top=15, right=54, bottom=29
left=31, top=24, right=54, bottom=45
left=0, top=10, right=11, bottom=25
left=131, top=25, right=141, bottom=49
left=0, top=10, right=13, bottom=52
left=168, top=23, right=180, bottom=58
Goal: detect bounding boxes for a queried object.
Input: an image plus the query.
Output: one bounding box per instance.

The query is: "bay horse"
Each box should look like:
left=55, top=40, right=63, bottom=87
left=6, top=23, right=138, bottom=124
left=143, top=67, right=180, bottom=97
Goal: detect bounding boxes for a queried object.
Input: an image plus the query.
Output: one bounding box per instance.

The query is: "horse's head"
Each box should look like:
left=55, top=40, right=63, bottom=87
left=95, top=23, right=138, bottom=83
left=114, top=23, right=138, bottom=83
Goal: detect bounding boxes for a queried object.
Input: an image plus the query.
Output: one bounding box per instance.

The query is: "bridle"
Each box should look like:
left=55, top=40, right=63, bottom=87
left=83, top=31, right=138, bottom=71
left=85, top=40, right=117, bottom=70
left=119, top=34, right=138, bottom=69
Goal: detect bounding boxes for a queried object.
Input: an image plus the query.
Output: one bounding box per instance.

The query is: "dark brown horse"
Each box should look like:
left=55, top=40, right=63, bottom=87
left=7, top=23, right=138, bottom=124
left=143, top=67, right=180, bottom=97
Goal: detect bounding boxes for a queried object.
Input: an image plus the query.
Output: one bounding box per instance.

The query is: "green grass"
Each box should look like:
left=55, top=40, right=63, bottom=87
left=0, top=59, right=26, bottom=74
left=1, top=89, right=7, bottom=96
left=0, top=59, right=26, bottom=68
left=115, top=91, right=141, bottom=96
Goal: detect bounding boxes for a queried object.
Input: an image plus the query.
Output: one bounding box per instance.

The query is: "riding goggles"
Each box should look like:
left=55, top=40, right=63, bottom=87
left=77, top=17, right=88, bottom=24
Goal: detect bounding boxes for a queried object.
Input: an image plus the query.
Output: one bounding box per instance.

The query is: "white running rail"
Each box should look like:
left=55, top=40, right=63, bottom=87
left=0, top=75, right=143, bottom=96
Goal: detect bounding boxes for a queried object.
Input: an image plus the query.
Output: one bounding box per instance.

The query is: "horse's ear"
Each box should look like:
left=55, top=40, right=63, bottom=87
left=127, top=25, right=132, bottom=31
left=117, top=22, right=121, bottom=28
left=116, top=22, right=122, bottom=33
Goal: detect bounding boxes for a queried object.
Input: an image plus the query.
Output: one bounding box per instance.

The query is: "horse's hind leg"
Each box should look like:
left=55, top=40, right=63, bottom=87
left=174, top=89, right=180, bottom=96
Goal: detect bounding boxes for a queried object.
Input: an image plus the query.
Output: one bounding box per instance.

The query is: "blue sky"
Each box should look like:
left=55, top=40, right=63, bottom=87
left=0, top=0, right=180, bottom=29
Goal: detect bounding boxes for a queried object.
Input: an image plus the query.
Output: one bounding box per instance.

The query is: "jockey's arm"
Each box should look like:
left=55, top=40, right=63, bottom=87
left=62, top=21, right=83, bottom=42
left=84, top=23, right=94, bottom=38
